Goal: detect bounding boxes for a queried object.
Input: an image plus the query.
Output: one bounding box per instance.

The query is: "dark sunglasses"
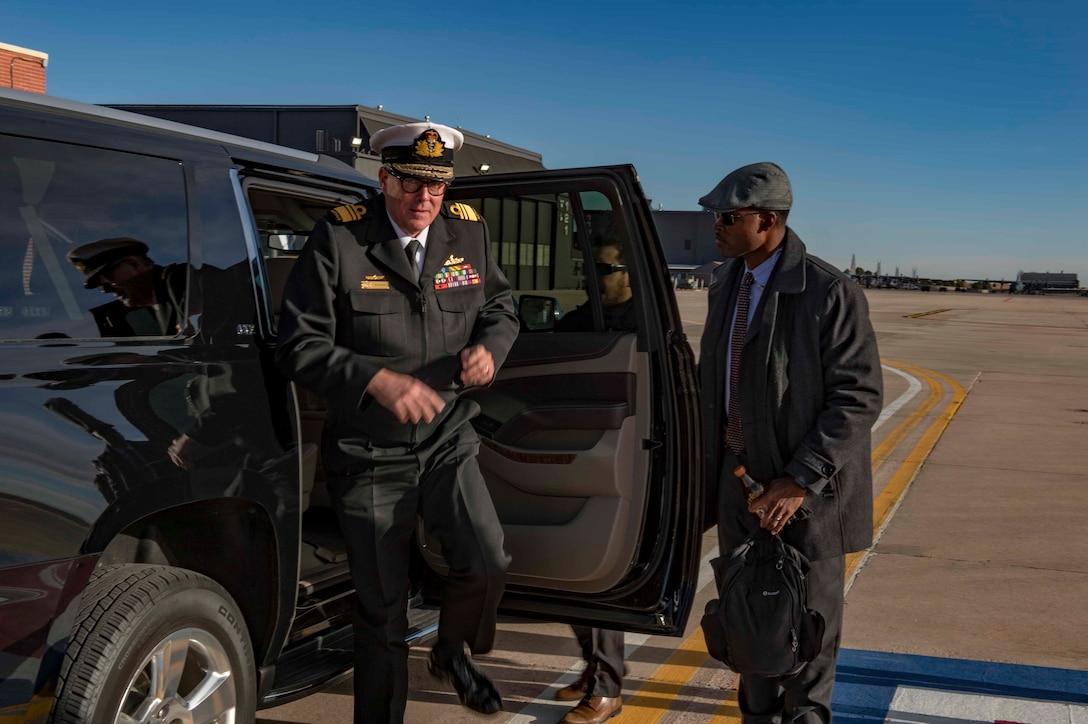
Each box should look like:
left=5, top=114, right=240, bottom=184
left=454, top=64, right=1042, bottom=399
left=595, top=262, right=627, bottom=276
left=713, top=210, right=763, bottom=226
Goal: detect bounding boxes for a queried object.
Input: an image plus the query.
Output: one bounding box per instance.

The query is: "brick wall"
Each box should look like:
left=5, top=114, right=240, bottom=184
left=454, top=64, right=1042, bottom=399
left=1, top=42, right=48, bottom=94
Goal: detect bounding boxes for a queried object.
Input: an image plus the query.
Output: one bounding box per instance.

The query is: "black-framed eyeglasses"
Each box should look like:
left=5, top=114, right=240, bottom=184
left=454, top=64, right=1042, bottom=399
left=595, top=262, right=627, bottom=276
left=386, top=167, right=450, bottom=196
left=713, top=210, right=763, bottom=226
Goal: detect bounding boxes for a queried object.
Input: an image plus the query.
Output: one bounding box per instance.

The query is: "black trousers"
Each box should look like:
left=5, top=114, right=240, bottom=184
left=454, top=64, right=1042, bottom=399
left=569, top=626, right=624, bottom=698
left=327, top=412, right=509, bottom=723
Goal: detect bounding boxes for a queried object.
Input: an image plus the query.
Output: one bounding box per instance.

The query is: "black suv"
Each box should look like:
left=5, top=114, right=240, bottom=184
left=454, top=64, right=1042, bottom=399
left=0, top=87, right=702, bottom=723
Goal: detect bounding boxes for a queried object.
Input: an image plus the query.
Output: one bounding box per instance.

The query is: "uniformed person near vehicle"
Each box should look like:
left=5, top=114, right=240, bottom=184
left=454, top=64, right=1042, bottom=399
left=698, top=163, right=882, bottom=722
left=275, top=122, right=519, bottom=721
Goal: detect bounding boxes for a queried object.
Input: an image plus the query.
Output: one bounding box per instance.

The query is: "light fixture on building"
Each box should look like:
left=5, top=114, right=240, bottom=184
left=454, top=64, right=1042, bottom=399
left=351, top=136, right=364, bottom=147
left=475, top=164, right=491, bottom=175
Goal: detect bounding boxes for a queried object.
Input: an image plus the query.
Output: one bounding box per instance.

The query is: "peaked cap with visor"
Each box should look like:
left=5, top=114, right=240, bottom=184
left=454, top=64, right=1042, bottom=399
left=369, top=122, right=465, bottom=182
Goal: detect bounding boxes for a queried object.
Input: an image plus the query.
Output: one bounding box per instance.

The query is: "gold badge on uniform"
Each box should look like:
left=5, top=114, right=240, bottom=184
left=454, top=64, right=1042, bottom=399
left=330, top=204, right=368, bottom=223
left=414, top=129, right=445, bottom=159
left=360, top=274, right=390, bottom=290
left=443, top=254, right=464, bottom=265
left=447, top=202, right=480, bottom=222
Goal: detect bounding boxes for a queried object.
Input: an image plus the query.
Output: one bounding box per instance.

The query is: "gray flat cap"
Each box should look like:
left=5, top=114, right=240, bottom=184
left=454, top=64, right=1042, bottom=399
left=698, top=162, right=792, bottom=212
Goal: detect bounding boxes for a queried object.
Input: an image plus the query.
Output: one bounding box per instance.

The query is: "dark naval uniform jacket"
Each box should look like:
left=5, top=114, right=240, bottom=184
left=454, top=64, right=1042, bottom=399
left=699, top=228, right=883, bottom=561
left=275, top=195, right=518, bottom=453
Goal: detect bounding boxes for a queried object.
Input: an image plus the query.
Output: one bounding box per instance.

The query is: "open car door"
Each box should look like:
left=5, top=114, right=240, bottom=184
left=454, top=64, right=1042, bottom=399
left=423, top=165, right=703, bottom=635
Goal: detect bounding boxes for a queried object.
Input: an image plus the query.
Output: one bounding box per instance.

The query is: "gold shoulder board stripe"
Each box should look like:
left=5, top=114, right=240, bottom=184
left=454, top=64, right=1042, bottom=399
left=330, top=204, right=368, bottom=224
left=448, top=202, right=481, bottom=223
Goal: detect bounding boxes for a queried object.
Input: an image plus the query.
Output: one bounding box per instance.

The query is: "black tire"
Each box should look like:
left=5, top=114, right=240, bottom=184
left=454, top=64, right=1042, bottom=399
left=52, top=564, right=256, bottom=724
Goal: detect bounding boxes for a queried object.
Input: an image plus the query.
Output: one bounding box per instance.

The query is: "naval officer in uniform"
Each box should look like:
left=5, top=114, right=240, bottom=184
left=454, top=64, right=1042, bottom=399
left=276, top=122, right=519, bottom=721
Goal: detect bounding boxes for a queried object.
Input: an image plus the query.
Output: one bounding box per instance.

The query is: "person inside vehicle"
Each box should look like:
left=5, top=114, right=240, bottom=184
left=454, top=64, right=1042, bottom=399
left=552, top=240, right=634, bottom=723
left=556, top=240, right=635, bottom=334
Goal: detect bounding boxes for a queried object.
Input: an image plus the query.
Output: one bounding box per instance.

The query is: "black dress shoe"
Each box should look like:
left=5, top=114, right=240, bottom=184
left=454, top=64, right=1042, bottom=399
left=428, top=647, right=503, bottom=715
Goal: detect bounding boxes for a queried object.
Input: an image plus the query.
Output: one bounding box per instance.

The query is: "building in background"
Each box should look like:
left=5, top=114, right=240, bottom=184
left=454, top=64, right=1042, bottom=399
left=107, top=104, right=544, bottom=179
left=1016, top=271, right=1080, bottom=294
left=651, top=209, right=720, bottom=288
left=1, top=42, right=48, bottom=94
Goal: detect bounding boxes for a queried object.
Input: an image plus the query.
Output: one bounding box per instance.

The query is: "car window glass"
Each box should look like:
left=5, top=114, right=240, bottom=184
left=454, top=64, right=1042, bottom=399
left=0, top=135, right=188, bottom=340
left=249, top=186, right=343, bottom=259
left=455, top=188, right=635, bottom=333
left=244, top=183, right=358, bottom=335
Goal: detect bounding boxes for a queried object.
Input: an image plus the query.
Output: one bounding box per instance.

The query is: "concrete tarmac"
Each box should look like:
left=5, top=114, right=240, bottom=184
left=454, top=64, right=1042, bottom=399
left=260, top=289, right=1088, bottom=723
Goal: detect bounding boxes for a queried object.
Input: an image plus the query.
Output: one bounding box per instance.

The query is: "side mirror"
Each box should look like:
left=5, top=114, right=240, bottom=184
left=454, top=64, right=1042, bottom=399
left=518, top=294, right=561, bottom=332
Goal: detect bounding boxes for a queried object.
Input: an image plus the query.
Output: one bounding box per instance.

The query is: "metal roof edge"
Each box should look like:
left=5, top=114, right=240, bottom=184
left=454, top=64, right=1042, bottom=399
left=0, top=88, right=321, bottom=163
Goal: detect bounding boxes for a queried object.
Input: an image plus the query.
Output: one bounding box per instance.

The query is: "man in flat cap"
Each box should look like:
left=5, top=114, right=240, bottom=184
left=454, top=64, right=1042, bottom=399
left=276, top=122, right=518, bottom=721
left=697, top=163, right=882, bottom=722
left=67, top=236, right=187, bottom=337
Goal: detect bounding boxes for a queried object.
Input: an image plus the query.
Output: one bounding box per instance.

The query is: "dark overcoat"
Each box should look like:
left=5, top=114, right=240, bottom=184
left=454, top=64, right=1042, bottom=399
left=699, top=229, right=883, bottom=560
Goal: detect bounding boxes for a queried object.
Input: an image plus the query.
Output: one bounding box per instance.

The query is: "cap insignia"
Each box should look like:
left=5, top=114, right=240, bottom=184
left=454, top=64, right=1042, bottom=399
left=415, top=129, right=445, bottom=159
left=73, top=260, right=87, bottom=272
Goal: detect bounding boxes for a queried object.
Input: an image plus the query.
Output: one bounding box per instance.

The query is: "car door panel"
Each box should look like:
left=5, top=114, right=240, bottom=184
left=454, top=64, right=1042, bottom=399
left=422, top=166, right=702, bottom=634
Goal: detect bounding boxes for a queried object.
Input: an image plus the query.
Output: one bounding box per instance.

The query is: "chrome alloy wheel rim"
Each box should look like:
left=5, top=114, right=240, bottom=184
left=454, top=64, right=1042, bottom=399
left=114, top=627, right=237, bottom=724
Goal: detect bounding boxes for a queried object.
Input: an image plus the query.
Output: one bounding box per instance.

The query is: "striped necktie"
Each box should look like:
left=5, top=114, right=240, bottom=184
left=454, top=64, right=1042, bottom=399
left=725, top=271, right=755, bottom=453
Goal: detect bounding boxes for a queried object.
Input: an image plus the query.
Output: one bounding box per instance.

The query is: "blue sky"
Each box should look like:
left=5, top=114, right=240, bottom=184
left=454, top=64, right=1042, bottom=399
left=5, top=0, right=1085, bottom=281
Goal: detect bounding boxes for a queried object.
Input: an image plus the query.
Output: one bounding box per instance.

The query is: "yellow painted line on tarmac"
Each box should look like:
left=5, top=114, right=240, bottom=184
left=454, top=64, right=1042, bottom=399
left=847, top=363, right=971, bottom=587
left=869, top=360, right=942, bottom=473
left=616, top=362, right=971, bottom=723
left=904, top=308, right=952, bottom=318
left=614, top=628, right=716, bottom=723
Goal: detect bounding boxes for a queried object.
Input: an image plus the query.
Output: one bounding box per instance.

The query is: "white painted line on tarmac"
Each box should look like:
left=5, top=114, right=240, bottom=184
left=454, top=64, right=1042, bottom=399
left=873, top=364, right=921, bottom=433
left=887, top=686, right=1088, bottom=722
left=506, top=546, right=721, bottom=722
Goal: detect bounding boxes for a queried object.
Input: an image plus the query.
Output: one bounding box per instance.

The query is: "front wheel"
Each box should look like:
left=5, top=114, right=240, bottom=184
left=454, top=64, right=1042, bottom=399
left=52, top=564, right=256, bottom=724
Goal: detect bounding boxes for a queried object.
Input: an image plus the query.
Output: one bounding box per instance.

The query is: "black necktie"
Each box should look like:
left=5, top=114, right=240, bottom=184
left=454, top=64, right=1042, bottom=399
left=405, top=239, right=421, bottom=276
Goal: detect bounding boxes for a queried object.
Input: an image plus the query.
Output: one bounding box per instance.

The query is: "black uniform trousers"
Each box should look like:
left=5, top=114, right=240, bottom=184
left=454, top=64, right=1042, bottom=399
left=326, top=407, right=509, bottom=723
left=569, top=626, right=624, bottom=698
left=714, top=453, right=846, bottom=724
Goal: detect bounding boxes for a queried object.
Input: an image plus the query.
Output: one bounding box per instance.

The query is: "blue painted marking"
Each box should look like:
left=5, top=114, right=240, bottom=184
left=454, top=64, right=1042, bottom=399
left=832, top=649, right=1088, bottom=720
